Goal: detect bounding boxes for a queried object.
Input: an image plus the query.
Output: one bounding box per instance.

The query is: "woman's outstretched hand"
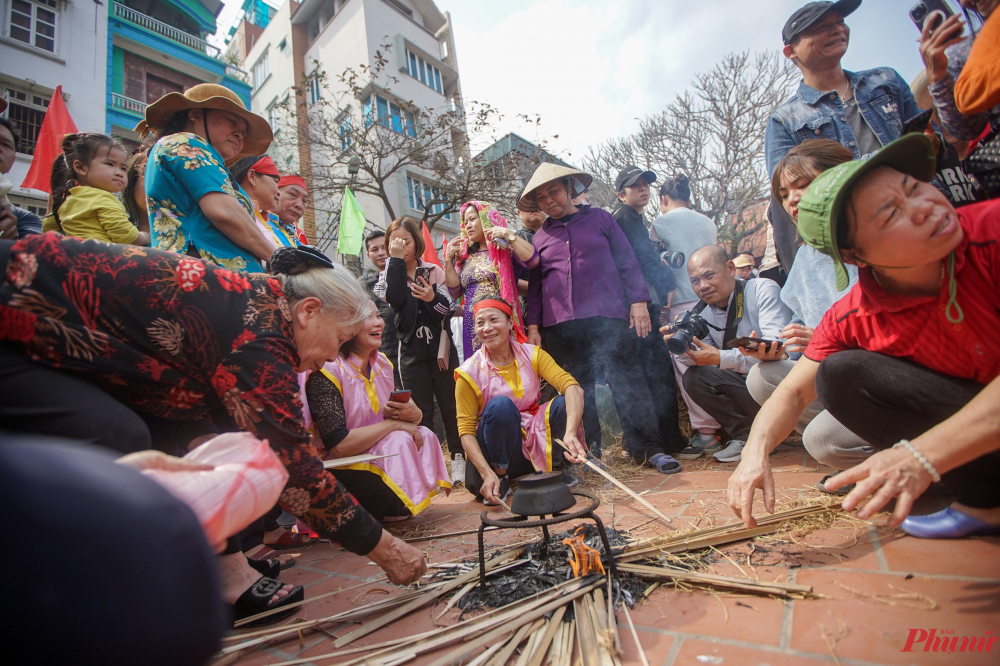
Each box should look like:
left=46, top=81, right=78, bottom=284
left=825, top=446, right=933, bottom=527
left=559, top=434, right=589, bottom=464
left=367, top=530, right=427, bottom=585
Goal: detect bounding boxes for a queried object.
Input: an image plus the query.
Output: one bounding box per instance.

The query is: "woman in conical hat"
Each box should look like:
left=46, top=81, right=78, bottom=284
left=519, top=162, right=681, bottom=474
left=444, top=200, right=538, bottom=360
left=140, top=83, right=276, bottom=273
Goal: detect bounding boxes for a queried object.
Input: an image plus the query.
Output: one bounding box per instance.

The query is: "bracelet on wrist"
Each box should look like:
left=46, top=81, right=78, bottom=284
left=892, top=439, right=941, bottom=483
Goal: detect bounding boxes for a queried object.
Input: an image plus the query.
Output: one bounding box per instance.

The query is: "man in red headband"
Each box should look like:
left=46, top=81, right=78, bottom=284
left=276, top=175, right=309, bottom=246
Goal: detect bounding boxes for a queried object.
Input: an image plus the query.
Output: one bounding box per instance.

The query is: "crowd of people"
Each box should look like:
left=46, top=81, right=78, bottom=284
left=1, top=0, right=999, bottom=661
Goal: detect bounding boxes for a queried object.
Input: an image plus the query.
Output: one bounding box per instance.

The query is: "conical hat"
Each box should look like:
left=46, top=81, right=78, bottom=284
left=135, top=83, right=273, bottom=165
left=517, top=163, right=593, bottom=212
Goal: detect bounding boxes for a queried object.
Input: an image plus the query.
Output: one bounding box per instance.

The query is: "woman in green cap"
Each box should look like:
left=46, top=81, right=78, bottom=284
left=726, top=134, right=1000, bottom=539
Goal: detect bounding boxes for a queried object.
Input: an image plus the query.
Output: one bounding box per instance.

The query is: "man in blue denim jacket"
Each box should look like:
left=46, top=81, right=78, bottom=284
left=766, top=0, right=923, bottom=174
left=764, top=0, right=923, bottom=275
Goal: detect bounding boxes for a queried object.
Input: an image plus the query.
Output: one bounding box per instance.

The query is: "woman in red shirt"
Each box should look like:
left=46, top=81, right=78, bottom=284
left=726, top=134, right=1000, bottom=539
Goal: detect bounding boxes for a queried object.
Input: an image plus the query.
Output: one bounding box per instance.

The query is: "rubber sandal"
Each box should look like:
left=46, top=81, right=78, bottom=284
left=229, top=576, right=304, bottom=628
left=265, top=530, right=316, bottom=550
left=248, top=547, right=296, bottom=571
left=649, top=453, right=682, bottom=474
left=816, top=471, right=854, bottom=496
left=246, top=557, right=280, bottom=578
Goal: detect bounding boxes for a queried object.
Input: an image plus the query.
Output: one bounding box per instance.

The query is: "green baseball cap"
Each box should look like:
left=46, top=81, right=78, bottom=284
left=796, top=134, right=937, bottom=290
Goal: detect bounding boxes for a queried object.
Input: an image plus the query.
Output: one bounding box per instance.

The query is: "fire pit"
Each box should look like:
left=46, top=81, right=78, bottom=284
left=477, top=472, right=617, bottom=587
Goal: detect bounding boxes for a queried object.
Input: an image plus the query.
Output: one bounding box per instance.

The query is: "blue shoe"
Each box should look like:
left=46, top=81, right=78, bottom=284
left=649, top=453, right=682, bottom=474
left=900, top=507, right=1000, bottom=539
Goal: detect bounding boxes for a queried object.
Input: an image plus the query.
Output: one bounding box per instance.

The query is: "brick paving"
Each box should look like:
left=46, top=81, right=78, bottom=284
left=220, top=440, right=1000, bottom=666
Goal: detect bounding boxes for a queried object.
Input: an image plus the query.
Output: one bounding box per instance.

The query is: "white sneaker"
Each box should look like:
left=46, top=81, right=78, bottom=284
left=713, top=440, right=747, bottom=463
left=451, top=454, right=466, bottom=487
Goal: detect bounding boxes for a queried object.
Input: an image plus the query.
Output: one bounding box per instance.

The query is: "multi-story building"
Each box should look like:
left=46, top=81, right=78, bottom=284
left=473, top=132, right=575, bottom=194
left=232, top=0, right=463, bottom=254
left=1, top=0, right=109, bottom=213
left=107, top=0, right=252, bottom=148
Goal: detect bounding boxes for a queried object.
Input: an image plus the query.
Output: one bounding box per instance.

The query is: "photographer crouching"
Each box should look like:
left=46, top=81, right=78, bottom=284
left=662, top=246, right=792, bottom=462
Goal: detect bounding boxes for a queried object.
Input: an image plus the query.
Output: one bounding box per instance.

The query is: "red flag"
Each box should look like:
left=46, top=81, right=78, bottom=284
left=21, top=85, right=78, bottom=193
left=421, top=221, right=442, bottom=267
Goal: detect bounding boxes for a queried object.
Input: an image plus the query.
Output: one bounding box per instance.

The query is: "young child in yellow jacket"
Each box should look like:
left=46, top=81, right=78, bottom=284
left=42, top=133, right=149, bottom=246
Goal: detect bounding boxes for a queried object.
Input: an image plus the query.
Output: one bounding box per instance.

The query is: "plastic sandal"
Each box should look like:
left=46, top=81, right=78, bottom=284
left=265, top=529, right=315, bottom=550
left=229, top=576, right=304, bottom=628
left=248, top=547, right=296, bottom=571
left=900, top=507, right=1000, bottom=539
left=649, top=453, right=682, bottom=474
left=246, top=557, right=280, bottom=578
left=816, top=471, right=854, bottom=496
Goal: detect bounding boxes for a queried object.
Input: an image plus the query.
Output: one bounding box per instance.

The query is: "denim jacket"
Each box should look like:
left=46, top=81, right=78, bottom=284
left=765, top=68, right=922, bottom=176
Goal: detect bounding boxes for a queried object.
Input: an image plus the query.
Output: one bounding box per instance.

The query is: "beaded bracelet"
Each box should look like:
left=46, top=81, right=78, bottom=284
left=893, top=440, right=941, bottom=483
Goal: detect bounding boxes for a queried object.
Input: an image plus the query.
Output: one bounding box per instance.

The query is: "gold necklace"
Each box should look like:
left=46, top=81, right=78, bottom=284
left=869, top=264, right=944, bottom=292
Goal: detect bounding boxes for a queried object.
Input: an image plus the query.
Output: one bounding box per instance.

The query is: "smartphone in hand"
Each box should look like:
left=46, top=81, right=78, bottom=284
left=724, top=336, right=783, bottom=352
left=909, top=0, right=953, bottom=32
left=388, top=390, right=412, bottom=403
left=413, top=266, right=432, bottom=285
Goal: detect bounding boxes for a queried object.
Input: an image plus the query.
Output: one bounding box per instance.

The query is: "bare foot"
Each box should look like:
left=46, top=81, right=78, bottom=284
left=218, top=552, right=295, bottom=605
left=951, top=502, right=1000, bottom=526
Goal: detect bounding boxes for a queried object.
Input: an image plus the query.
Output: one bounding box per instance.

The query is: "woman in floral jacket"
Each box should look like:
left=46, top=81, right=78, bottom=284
left=0, top=236, right=427, bottom=624
left=139, top=84, right=277, bottom=272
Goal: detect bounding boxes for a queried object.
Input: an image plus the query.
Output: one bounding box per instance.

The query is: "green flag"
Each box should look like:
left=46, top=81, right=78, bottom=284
left=337, top=188, right=366, bottom=256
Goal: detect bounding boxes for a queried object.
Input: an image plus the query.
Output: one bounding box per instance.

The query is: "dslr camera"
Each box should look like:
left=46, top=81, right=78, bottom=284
left=662, top=304, right=710, bottom=354
left=659, top=249, right=685, bottom=269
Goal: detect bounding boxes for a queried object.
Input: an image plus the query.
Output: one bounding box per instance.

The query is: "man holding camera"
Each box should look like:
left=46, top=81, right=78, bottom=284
left=664, top=246, right=792, bottom=463
left=611, top=166, right=686, bottom=456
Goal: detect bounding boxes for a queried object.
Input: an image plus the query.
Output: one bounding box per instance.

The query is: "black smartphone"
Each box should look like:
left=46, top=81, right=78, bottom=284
left=724, top=337, right=783, bottom=352
left=903, top=108, right=935, bottom=135
left=413, top=266, right=432, bottom=285
left=910, top=0, right=954, bottom=32
left=388, top=390, right=411, bottom=403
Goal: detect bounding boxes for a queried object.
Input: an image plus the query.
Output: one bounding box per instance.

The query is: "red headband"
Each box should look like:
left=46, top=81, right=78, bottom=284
left=251, top=156, right=280, bottom=177
left=278, top=174, right=307, bottom=191
left=473, top=299, right=513, bottom=317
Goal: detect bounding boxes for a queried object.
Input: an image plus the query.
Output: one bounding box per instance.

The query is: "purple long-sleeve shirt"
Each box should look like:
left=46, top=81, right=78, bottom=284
left=526, top=205, right=650, bottom=328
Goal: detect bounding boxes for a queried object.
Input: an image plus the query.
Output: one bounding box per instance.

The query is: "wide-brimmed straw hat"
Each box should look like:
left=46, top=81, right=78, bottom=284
left=517, top=163, right=593, bottom=212
left=135, top=83, right=273, bottom=163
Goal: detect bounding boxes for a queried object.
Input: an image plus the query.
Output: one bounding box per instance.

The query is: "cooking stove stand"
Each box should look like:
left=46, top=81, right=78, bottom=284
left=476, top=490, right=616, bottom=587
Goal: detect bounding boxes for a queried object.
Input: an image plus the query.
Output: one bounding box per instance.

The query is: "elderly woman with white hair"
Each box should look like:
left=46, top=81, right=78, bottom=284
left=0, top=237, right=427, bottom=626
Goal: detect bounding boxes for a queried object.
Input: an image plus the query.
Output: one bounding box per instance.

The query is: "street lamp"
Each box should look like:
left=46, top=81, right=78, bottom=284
left=347, top=156, right=361, bottom=189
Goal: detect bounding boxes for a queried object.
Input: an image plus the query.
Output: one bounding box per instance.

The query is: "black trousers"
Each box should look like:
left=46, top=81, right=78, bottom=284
left=682, top=365, right=760, bottom=442
left=399, top=332, right=462, bottom=454
left=0, top=344, right=217, bottom=455
left=544, top=316, right=664, bottom=462
left=1, top=436, right=225, bottom=666
left=334, top=469, right=409, bottom=521
left=817, top=351, right=1000, bottom=509
left=635, top=309, right=686, bottom=454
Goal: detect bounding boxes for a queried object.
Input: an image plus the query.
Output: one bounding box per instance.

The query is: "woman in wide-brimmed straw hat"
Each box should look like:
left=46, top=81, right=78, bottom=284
left=519, top=162, right=683, bottom=474
left=139, top=83, right=276, bottom=273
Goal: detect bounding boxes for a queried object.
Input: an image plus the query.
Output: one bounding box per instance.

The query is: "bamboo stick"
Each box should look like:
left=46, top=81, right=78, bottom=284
left=621, top=604, right=649, bottom=666
left=488, top=618, right=544, bottom=666
left=423, top=579, right=603, bottom=666
left=333, top=549, right=519, bottom=648
left=526, top=606, right=567, bottom=666
left=574, top=593, right=600, bottom=666
left=404, top=526, right=499, bottom=542
left=577, top=455, right=672, bottom=525
left=617, top=563, right=816, bottom=598
left=515, top=619, right=547, bottom=666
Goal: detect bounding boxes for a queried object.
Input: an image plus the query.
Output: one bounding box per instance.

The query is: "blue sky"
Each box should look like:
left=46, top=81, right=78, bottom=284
left=215, top=0, right=941, bottom=161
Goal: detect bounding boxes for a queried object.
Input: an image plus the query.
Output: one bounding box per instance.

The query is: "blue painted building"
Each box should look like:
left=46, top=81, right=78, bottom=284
left=106, top=0, right=252, bottom=142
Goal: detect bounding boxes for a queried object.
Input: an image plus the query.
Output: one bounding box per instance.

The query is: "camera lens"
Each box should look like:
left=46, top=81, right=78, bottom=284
left=913, top=3, right=927, bottom=21
left=666, top=328, right=694, bottom=355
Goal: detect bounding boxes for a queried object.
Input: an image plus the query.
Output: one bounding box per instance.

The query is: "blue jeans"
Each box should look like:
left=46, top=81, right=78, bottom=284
left=465, top=396, right=569, bottom=497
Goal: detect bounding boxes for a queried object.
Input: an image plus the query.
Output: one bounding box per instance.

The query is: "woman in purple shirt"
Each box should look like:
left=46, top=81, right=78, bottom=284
left=520, top=164, right=681, bottom=473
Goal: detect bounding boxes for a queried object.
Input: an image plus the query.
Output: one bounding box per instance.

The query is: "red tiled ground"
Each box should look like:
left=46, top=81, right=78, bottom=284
left=219, top=440, right=1000, bottom=666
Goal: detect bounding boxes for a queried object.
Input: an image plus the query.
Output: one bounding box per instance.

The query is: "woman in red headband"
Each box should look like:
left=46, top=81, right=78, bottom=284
left=454, top=296, right=589, bottom=504
left=231, top=155, right=294, bottom=250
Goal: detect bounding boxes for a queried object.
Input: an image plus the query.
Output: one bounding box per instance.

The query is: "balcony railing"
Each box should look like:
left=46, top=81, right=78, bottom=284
left=112, top=93, right=147, bottom=116
left=113, top=2, right=248, bottom=80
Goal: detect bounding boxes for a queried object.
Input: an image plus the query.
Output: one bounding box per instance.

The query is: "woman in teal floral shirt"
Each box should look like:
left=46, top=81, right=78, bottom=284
left=139, top=84, right=276, bottom=272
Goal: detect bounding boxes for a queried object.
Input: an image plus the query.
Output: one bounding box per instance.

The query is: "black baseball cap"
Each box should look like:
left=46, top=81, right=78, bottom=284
left=615, top=166, right=657, bottom=192
left=782, top=0, right=861, bottom=45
